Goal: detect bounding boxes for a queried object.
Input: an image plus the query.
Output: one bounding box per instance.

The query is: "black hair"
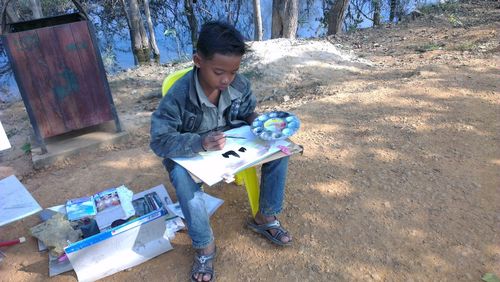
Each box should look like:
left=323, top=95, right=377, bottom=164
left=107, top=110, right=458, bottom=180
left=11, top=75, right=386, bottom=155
left=196, top=21, right=248, bottom=59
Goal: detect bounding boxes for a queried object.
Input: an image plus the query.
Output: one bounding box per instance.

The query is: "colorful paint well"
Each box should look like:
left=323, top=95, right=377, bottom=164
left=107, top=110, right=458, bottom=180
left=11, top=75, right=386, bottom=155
left=251, top=111, right=300, bottom=140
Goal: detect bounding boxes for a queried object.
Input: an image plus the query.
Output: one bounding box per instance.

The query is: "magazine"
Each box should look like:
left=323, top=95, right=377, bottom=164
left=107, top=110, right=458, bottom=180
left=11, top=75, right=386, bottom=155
left=94, top=186, right=134, bottom=231
left=65, top=186, right=135, bottom=231
left=65, top=196, right=97, bottom=221
left=130, top=184, right=185, bottom=235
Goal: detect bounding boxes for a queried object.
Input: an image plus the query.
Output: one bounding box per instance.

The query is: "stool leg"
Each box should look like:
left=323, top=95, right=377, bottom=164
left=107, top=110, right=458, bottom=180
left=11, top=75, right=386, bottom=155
left=241, top=167, right=260, bottom=217
left=234, top=172, right=244, bottom=186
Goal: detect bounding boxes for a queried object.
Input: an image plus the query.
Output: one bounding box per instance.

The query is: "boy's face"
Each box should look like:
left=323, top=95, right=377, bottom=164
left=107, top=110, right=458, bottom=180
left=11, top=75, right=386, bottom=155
left=194, top=53, right=242, bottom=95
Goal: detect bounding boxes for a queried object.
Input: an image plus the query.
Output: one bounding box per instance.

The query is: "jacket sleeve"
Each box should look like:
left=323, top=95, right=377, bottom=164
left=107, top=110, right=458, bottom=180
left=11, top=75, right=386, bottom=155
left=236, top=76, right=257, bottom=120
left=150, top=95, right=204, bottom=159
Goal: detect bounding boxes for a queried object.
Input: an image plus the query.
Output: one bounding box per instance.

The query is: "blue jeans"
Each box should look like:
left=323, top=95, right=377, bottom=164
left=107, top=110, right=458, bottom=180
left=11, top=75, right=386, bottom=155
left=164, top=156, right=289, bottom=249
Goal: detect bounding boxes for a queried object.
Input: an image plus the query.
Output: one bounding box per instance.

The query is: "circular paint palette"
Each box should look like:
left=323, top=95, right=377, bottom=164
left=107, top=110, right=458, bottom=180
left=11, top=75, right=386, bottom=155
left=251, top=111, right=300, bottom=140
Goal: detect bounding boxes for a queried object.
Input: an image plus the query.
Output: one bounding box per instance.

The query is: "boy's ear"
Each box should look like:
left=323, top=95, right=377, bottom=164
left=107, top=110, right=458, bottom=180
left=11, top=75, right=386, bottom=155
left=193, top=53, right=202, bottom=68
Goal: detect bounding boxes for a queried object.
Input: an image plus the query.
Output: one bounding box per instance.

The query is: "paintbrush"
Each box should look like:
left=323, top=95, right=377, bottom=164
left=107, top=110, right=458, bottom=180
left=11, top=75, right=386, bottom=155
left=224, top=135, right=246, bottom=139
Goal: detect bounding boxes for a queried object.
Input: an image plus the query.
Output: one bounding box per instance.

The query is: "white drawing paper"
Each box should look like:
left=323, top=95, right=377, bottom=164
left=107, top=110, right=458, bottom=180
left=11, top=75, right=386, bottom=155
left=172, top=125, right=289, bottom=186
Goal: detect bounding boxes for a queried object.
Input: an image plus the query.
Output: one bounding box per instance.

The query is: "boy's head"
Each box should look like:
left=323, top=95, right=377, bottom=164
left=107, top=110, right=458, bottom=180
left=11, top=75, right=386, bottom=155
left=194, top=21, right=248, bottom=94
left=196, top=21, right=247, bottom=60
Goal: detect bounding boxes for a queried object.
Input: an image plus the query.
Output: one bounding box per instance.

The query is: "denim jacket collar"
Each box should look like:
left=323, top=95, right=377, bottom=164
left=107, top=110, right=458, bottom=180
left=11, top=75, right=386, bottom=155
left=188, top=67, right=243, bottom=108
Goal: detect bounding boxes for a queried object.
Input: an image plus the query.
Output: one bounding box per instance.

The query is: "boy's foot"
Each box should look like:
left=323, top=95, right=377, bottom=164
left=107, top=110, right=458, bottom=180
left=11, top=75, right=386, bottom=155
left=191, top=242, right=216, bottom=282
left=249, top=213, right=292, bottom=245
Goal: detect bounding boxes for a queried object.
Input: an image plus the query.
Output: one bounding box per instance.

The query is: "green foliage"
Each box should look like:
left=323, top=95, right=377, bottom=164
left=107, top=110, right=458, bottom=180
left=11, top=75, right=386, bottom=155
left=101, top=46, right=118, bottom=73
left=438, top=1, right=460, bottom=12
left=452, top=41, right=477, bottom=52
left=241, top=68, right=263, bottom=80
left=347, top=18, right=364, bottom=33
left=21, top=142, right=31, bottom=154
left=418, top=1, right=459, bottom=14
left=164, top=29, right=177, bottom=37
left=11, top=0, right=74, bottom=19
left=41, top=0, right=74, bottom=16
left=482, top=273, right=500, bottom=282
left=6, top=129, right=17, bottom=138
left=447, top=14, right=463, bottom=27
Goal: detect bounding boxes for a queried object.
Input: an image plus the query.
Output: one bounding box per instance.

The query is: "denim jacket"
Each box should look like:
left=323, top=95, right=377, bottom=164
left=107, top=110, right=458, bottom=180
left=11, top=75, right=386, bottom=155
left=150, top=68, right=256, bottom=159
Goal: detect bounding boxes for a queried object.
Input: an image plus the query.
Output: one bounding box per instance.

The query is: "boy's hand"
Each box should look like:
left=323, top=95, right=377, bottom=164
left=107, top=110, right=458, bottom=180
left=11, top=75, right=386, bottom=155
left=202, top=131, right=226, bottom=151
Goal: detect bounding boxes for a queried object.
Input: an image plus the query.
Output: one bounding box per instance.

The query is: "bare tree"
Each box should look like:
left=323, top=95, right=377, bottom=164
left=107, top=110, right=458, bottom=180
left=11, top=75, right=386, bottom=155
left=389, top=0, right=397, bottom=22
left=0, top=0, right=19, bottom=23
left=373, top=0, right=381, bottom=26
left=29, top=0, right=43, bottom=19
left=253, top=0, right=263, bottom=41
left=271, top=0, right=299, bottom=39
left=327, top=0, right=350, bottom=35
left=143, top=0, right=160, bottom=63
left=184, top=0, right=198, bottom=53
left=121, top=0, right=150, bottom=64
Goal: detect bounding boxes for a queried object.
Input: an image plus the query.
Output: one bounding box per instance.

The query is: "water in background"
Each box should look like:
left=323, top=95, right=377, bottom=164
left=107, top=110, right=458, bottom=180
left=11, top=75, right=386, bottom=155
left=1, top=0, right=435, bottom=102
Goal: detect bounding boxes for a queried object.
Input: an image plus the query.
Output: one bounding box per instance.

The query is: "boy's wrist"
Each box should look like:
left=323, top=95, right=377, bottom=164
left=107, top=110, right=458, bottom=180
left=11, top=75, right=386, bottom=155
left=190, top=135, right=206, bottom=153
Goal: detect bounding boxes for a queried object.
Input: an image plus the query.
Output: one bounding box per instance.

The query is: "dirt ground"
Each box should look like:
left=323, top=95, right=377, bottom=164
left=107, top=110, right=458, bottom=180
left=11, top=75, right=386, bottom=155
left=0, top=1, right=499, bottom=281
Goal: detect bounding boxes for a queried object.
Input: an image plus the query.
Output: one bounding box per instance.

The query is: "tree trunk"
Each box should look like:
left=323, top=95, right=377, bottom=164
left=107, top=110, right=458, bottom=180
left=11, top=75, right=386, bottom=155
left=233, top=0, right=242, bottom=26
left=3, top=0, right=19, bottom=23
left=123, top=0, right=150, bottom=64
left=30, top=0, right=43, bottom=19
left=271, top=0, right=299, bottom=39
left=327, top=0, right=350, bottom=35
left=225, top=0, right=232, bottom=24
left=389, top=0, right=397, bottom=22
left=184, top=0, right=198, bottom=53
left=143, top=0, right=160, bottom=63
left=253, top=0, right=263, bottom=41
left=373, top=0, right=380, bottom=26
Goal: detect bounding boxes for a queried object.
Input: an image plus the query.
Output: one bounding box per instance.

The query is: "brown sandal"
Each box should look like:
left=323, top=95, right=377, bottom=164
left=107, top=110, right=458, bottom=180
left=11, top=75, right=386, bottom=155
left=247, top=219, right=292, bottom=246
left=190, top=248, right=216, bottom=282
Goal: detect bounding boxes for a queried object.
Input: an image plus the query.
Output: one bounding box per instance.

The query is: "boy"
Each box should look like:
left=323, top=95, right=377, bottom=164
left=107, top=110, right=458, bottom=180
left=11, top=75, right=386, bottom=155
left=150, top=21, right=292, bottom=282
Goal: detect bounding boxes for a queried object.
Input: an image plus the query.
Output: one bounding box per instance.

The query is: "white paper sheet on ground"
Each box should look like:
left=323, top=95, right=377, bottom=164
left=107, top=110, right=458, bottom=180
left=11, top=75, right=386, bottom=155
left=0, top=121, right=11, bottom=151
left=172, top=125, right=289, bottom=186
left=0, top=175, right=42, bottom=226
left=65, top=209, right=172, bottom=282
left=166, top=192, right=224, bottom=219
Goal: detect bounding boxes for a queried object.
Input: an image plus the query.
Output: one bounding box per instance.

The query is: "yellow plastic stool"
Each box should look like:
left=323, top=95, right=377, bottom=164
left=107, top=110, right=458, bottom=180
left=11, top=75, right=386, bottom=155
left=162, top=67, right=192, bottom=96
left=162, top=68, right=260, bottom=216
left=235, top=167, right=260, bottom=216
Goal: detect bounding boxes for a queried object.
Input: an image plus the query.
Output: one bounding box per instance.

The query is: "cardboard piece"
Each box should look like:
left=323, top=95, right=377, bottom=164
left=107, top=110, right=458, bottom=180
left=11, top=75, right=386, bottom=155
left=0, top=175, right=42, bottom=226
left=65, top=209, right=172, bottom=282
